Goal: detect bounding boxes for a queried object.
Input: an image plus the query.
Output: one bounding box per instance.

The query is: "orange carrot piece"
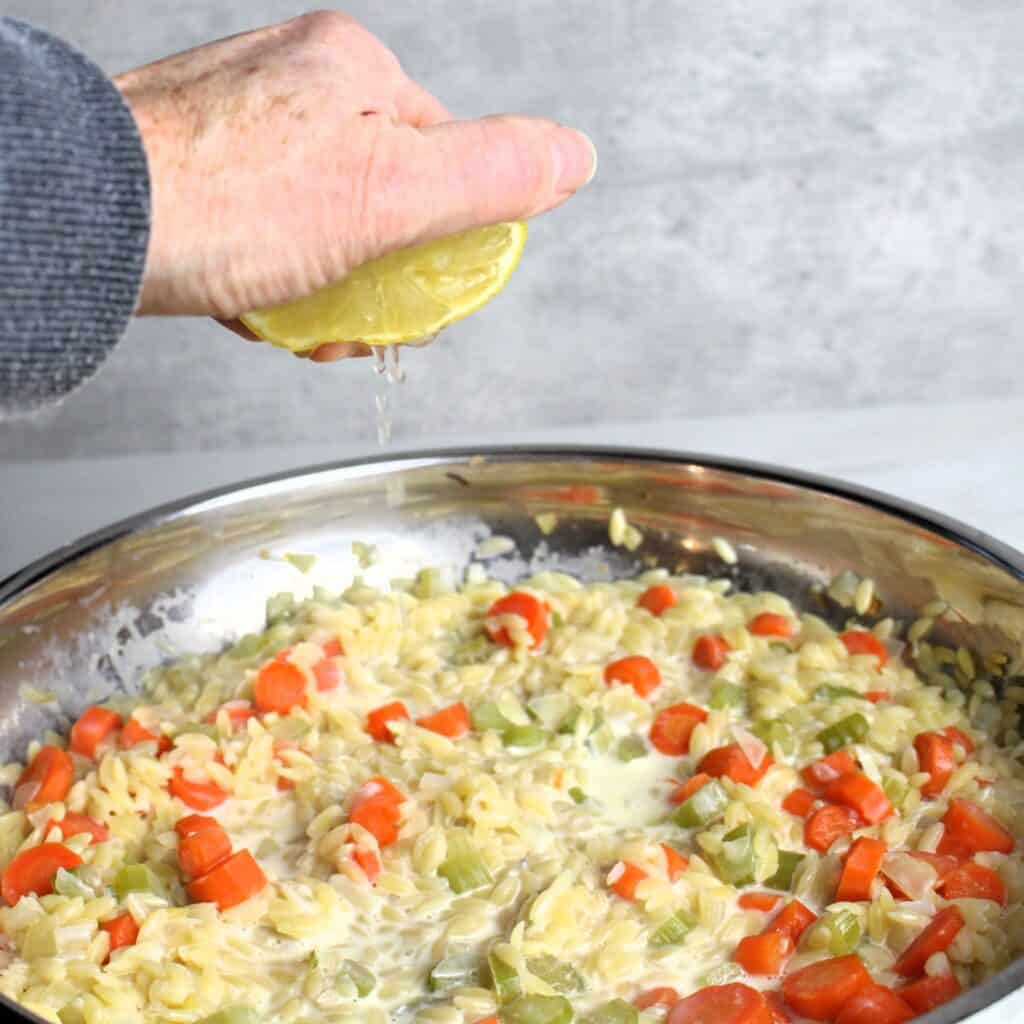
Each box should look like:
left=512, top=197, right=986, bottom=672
left=651, top=704, right=708, bottom=756
left=804, top=804, right=863, bottom=853
left=937, top=861, right=1006, bottom=905
left=668, top=983, right=772, bottom=1024
left=352, top=847, right=380, bottom=884
left=899, top=973, right=961, bottom=1014
left=417, top=702, right=471, bottom=738
left=670, top=772, right=712, bottom=805
left=692, top=634, right=731, bottom=671
left=45, top=811, right=109, bottom=845
left=735, top=931, right=792, bottom=975
left=749, top=613, right=795, bottom=638
left=942, top=725, right=975, bottom=754
left=178, top=823, right=232, bottom=879
left=801, top=750, right=858, bottom=788
left=312, top=638, right=344, bottom=691
left=169, top=767, right=228, bottom=811
left=662, top=844, right=689, bottom=880
left=609, top=861, right=648, bottom=901
left=15, top=746, right=73, bottom=811
left=914, top=732, right=955, bottom=798
left=2, top=843, right=83, bottom=905
left=942, top=799, right=1015, bottom=854
left=840, top=630, right=888, bottom=669
left=350, top=778, right=405, bottom=848
left=366, top=701, right=410, bottom=743
left=485, top=592, right=549, bottom=649
left=637, top=584, right=677, bottom=616
left=824, top=772, right=892, bottom=825
left=865, top=691, right=890, bottom=703
left=69, top=706, right=122, bottom=761
left=604, top=655, right=662, bottom=697
left=187, top=849, right=266, bottom=911
left=781, top=955, right=872, bottom=1020
left=782, top=789, right=817, bottom=818
left=834, top=984, right=914, bottom=1024
left=254, top=658, right=307, bottom=714
left=836, top=837, right=887, bottom=902
left=120, top=717, right=172, bottom=753
left=634, top=986, right=680, bottom=1009
left=764, top=991, right=793, bottom=1024
left=894, top=906, right=965, bottom=977
left=175, top=814, right=220, bottom=838
left=738, top=892, right=783, bottom=913
left=100, top=912, right=139, bottom=961
left=698, top=743, right=773, bottom=787
left=765, top=900, right=817, bottom=945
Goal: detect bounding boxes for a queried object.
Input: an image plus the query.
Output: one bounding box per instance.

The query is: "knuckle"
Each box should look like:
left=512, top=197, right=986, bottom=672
left=290, top=10, right=358, bottom=44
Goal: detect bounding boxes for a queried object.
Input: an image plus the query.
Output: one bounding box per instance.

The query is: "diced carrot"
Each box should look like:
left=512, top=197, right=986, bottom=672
left=914, top=732, right=955, bottom=798
left=836, top=837, right=887, bottom=902
left=865, top=691, right=890, bottom=704
left=765, top=900, right=817, bottom=945
left=350, top=778, right=405, bottom=848
left=120, top=717, right=172, bottom=753
left=692, top=634, right=731, bottom=671
left=735, top=931, right=792, bottom=975
left=178, top=822, right=232, bottom=878
left=698, top=744, right=773, bottom=787
left=893, top=906, right=965, bottom=977
left=899, top=973, right=961, bottom=1014
left=353, top=777, right=405, bottom=809
left=485, top=592, right=549, bottom=649
left=668, top=983, right=772, bottom=1024
left=941, top=799, right=1015, bottom=854
left=662, top=844, right=689, bottom=880
left=417, top=702, right=471, bottom=738
left=604, top=655, right=662, bottom=697
left=635, top=986, right=680, bottom=1009
left=2, top=843, right=83, bottom=905
left=834, top=984, right=914, bottom=1024
left=169, top=767, right=228, bottom=811
left=313, top=638, right=344, bottom=691
left=366, top=701, right=410, bottom=743
left=206, top=701, right=257, bottom=731
left=824, top=772, right=892, bottom=825
left=764, top=991, right=793, bottom=1024
left=175, top=814, right=220, bottom=838
left=638, top=584, right=677, bottom=616
left=45, top=811, right=109, bottom=845
left=651, top=704, right=709, bottom=756
left=739, top=892, right=783, bottom=913
left=937, top=861, right=1006, bottom=905
left=942, top=725, right=975, bottom=754
left=801, top=750, right=858, bottom=788
left=69, top=706, right=122, bottom=760
left=804, top=804, right=863, bottom=853
left=781, top=955, right=872, bottom=1020
left=100, top=912, right=139, bottom=961
left=840, top=630, right=888, bottom=669
left=187, top=849, right=267, bottom=911
left=782, top=789, right=817, bottom=818
left=670, top=772, right=712, bottom=805
left=254, top=658, right=307, bottom=714
left=352, top=847, right=381, bottom=884
left=472, top=1018, right=500, bottom=1024
left=15, top=746, right=73, bottom=811
left=749, top=613, right=795, bottom=639
left=609, top=861, right=648, bottom=901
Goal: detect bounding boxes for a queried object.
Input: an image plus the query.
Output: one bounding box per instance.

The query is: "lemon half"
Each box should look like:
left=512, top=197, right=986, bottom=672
left=240, top=221, right=527, bottom=351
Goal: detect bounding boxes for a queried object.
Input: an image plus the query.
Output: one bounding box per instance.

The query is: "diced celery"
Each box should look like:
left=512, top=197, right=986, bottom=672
left=752, top=719, right=795, bottom=754
left=429, top=953, right=481, bottom=992
left=580, top=1001, right=638, bottom=1024
left=710, top=682, right=746, bottom=710
left=488, top=949, right=522, bottom=1002
left=814, top=684, right=865, bottom=702
left=474, top=702, right=513, bottom=733
left=765, top=850, right=804, bottom=892
left=817, top=713, right=869, bottom=753
left=343, top=960, right=376, bottom=998
left=414, top=567, right=454, bottom=599
left=266, top=592, right=296, bottom=624
left=615, top=736, right=647, bottom=762
left=528, top=955, right=584, bottom=994
left=559, top=706, right=603, bottom=735
left=825, top=910, right=862, bottom=956
left=54, top=867, right=93, bottom=899
left=114, top=864, right=166, bottom=901
left=882, top=774, right=908, bottom=805
left=649, top=909, right=696, bottom=947
left=502, top=725, right=548, bottom=749
left=701, top=962, right=744, bottom=986
left=229, top=633, right=269, bottom=660
left=438, top=832, right=493, bottom=893
left=283, top=553, right=317, bottom=574
left=197, top=1009, right=259, bottom=1024
left=711, top=825, right=758, bottom=886
left=499, top=994, right=573, bottom=1024
left=568, top=787, right=586, bottom=805
left=672, top=778, right=728, bottom=828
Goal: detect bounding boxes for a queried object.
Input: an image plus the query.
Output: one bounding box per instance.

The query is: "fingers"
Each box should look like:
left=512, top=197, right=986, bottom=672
left=215, top=319, right=371, bottom=361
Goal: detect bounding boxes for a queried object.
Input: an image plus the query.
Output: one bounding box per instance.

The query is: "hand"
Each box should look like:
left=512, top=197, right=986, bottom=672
left=115, top=11, right=596, bottom=360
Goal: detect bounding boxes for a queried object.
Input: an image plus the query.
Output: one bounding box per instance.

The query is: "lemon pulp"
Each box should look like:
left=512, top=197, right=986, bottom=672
left=240, top=222, right=527, bottom=351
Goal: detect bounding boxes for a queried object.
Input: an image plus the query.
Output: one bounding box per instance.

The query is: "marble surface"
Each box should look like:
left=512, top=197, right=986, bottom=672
left=3, top=0, right=1024, bottom=458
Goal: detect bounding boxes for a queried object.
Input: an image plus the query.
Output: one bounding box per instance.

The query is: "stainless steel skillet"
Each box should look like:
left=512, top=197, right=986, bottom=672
left=1, top=447, right=1023, bottom=1024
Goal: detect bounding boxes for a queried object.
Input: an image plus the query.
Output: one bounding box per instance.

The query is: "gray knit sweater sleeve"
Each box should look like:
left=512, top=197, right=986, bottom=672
left=0, top=18, right=150, bottom=416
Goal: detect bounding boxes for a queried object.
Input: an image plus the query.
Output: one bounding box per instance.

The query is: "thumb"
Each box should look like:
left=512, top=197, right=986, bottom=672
left=361, top=115, right=596, bottom=254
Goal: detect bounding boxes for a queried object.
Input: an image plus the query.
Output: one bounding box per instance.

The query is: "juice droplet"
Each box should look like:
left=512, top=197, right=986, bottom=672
left=370, top=345, right=404, bottom=448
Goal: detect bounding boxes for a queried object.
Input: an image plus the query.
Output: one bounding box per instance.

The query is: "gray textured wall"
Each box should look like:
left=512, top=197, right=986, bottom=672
left=4, top=0, right=1024, bottom=459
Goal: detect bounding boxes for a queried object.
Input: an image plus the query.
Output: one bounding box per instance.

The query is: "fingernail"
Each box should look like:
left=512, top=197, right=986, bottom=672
left=554, top=127, right=597, bottom=193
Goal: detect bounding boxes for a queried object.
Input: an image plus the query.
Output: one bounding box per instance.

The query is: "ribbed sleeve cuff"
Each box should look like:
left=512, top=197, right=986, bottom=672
left=0, top=18, right=151, bottom=416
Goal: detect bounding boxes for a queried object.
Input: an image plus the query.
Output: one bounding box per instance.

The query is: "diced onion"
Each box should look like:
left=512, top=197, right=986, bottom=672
left=734, top=726, right=768, bottom=769
left=881, top=852, right=937, bottom=900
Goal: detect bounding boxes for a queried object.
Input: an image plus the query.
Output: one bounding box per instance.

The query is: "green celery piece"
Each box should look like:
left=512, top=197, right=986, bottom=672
left=559, top=706, right=604, bottom=735
left=229, top=633, right=269, bottom=660
left=814, top=684, right=865, bottom=701
left=197, top=1010, right=258, bottom=1024
left=672, top=778, right=728, bottom=828
left=488, top=950, right=522, bottom=1002
left=580, top=1001, right=638, bottom=1024
left=54, top=867, right=93, bottom=899
left=882, top=774, right=908, bottom=805
left=701, top=963, right=744, bottom=986
left=499, top=994, right=574, bottom=1024
left=503, top=724, right=548, bottom=749
left=528, top=955, right=584, bottom=994
left=817, top=713, right=869, bottom=753
left=343, top=960, right=376, bottom=998
left=283, top=552, right=317, bottom=574
left=765, top=850, right=805, bottom=892
left=711, top=825, right=759, bottom=887
left=429, top=954, right=481, bottom=992
left=114, top=864, right=166, bottom=901
left=825, top=910, right=862, bottom=956
left=439, top=832, right=493, bottom=893
left=752, top=719, right=795, bottom=754
left=710, top=682, right=746, bottom=710
left=649, top=909, right=696, bottom=947
left=474, top=702, right=512, bottom=733
left=568, top=787, right=586, bottom=805
left=615, top=736, right=647, bottom=762
left=265, top=592, right=296, bottom=624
